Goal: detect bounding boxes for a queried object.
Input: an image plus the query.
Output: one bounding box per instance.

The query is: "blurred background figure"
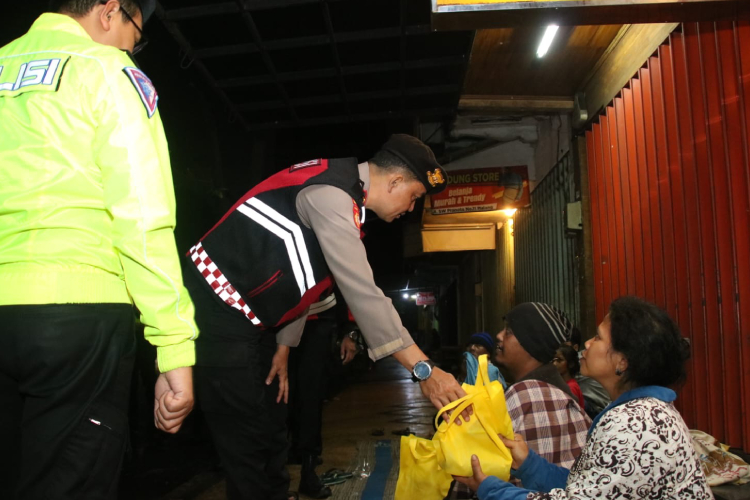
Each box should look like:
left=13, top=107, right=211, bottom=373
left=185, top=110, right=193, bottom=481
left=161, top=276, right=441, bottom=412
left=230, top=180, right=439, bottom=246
left=459, top=332, right=506, bottom=389
left=552, top=345, right=584, bottom=409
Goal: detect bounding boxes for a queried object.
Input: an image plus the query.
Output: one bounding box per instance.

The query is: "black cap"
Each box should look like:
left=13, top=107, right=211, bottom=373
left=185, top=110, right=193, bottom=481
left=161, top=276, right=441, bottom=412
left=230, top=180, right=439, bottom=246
left=505, top=302, right=573, bottom=364
left=379, top=134, right=447, bottom=195
left=135, top=0, right=155, bottom=23
left=468, top=332, right=495, bottom=354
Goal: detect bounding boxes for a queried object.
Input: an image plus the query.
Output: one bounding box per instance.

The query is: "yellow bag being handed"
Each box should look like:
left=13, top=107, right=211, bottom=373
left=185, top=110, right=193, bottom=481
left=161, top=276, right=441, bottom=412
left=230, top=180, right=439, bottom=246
left=433, top=354, right=514, bottom=480
left=396, top=354, right=514, bottom=499
left=395, top=434, right=453, bottom=500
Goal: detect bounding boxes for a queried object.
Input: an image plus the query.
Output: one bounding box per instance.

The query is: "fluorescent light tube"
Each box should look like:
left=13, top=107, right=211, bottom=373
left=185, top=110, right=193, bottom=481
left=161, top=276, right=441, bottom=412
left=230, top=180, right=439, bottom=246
left=537, top=25, right=559, bottom=58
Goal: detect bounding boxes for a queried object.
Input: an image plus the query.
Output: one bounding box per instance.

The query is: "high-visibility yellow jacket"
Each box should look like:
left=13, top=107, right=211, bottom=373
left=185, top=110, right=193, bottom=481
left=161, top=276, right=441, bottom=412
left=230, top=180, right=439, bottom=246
left=0, top=13, right=198, bottom=372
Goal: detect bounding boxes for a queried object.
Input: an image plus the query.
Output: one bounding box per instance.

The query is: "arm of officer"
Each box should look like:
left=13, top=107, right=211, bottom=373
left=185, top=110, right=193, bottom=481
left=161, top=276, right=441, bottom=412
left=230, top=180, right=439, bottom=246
left=296, top=185, right=467, bottom=416
left=93, top=57, right=197, bottom=432
left=266, top=310, right=308, bottom=404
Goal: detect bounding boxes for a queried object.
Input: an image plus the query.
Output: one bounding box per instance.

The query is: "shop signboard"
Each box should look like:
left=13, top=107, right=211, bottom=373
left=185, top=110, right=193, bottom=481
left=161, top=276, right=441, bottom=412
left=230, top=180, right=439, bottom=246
left=429, top=166, right=529, bottom=215
left=416, top=292, right=436, bottom=306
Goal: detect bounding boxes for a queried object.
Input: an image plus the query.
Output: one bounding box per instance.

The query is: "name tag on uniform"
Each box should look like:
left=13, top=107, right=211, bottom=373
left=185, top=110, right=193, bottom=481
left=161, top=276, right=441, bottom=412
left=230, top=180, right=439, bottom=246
left=290, top=159, right=322, bottom=172
left=0, top=57, right=68, bottom=96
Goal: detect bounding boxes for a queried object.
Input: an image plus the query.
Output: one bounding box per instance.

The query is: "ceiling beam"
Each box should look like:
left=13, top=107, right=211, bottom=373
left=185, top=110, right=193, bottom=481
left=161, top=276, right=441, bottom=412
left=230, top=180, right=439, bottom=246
left=218, top=55, right=466, bottom=88
left=154, top=3, right=252, bottom=132
left=399, top=0, right=407, bottom=114
left=237, top=1, right=298, bottom=123
left=458, top=96, right=574, bottom=114
left=243, top=107, right=455, bottom=131
left=163, top=0, right=347, bottom=21
left=238, top=84, right=461, bottom=111
left=163, top=2, right=239, bottom=21
left=321, top=1, right=350, bottom=118
left=191, top=25, right=431, bottom=59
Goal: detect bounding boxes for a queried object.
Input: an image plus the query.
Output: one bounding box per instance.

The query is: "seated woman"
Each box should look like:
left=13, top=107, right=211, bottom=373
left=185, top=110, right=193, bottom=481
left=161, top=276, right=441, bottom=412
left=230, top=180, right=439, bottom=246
left=455, top=296, right=713, bottom=499
left=552, top=345, right=584, bottom=409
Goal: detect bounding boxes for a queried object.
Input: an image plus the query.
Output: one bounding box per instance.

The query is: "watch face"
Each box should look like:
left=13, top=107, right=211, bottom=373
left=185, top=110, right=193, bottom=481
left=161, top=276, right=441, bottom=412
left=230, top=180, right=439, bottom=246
left=414, top=361, right=432, bottom=380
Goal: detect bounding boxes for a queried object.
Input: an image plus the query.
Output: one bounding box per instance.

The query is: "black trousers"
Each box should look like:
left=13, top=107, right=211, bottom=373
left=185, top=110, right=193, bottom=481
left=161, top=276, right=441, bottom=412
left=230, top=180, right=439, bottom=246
left=288, top=317, right=335, bottom=458
left=185, top=266, right=290, bottom=500
left=0, top=303, right=136, bottom=500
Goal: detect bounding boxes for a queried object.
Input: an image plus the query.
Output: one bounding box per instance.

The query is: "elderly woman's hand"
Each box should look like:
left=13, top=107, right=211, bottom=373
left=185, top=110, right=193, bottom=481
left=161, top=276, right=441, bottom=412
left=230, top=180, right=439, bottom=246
left=453, top=455, right=489, bottom=491
left=500, top=433, right=530, bottom=469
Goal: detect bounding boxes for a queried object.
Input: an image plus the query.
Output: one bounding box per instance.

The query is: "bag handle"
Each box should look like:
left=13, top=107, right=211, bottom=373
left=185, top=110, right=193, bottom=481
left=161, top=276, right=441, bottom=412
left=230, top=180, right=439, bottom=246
left=434, top=392, right=511, bottom=459
left=472, top=401, right=512, bottom=452
left=476, top=354, right=491, bottom=387
left=433, top=354, right=492, bottom=428
left=434, top=392, right=479, bottom=430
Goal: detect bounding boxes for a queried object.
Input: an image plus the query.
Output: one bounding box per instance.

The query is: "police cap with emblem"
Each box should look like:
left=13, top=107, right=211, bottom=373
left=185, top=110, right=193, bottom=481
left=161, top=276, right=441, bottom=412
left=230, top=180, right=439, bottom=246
left=380, top=134, right=447, bottom=195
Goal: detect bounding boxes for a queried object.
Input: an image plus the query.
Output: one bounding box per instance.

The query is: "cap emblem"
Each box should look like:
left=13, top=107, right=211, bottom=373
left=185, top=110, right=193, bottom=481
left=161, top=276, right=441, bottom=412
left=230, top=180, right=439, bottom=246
left=426, top=169, right=445, bottom=187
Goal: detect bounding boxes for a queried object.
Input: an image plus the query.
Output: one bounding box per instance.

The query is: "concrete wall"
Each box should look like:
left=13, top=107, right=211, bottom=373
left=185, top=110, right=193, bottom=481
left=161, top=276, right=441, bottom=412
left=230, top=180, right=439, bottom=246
left=444, top=114, right=572, bottom=192
left=446, top=114, right=568, bottom=346
left=453, top=221, right=515, bottom=346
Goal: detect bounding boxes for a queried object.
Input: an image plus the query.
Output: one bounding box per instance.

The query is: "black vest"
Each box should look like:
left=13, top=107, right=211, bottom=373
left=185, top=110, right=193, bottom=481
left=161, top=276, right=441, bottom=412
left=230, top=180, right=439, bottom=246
left=187, top=158, right=365, bottom=328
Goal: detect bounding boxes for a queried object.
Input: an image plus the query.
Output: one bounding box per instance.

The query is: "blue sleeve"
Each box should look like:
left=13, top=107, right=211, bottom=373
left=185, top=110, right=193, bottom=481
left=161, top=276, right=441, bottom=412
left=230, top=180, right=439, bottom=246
left=513, top=449, right=570, bottom=491
left=464, top=351, right=478, bottom=385
left=476, top=477, right=536, bottom=500
left=487, top=363, right=507, bottom=390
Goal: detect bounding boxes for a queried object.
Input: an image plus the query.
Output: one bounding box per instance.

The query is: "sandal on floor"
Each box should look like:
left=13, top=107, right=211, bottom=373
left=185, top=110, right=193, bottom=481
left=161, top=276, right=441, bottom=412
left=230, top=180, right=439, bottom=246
left=287, top=492, right=299, bottom=500
left=320, top=469, right=354, bottom=485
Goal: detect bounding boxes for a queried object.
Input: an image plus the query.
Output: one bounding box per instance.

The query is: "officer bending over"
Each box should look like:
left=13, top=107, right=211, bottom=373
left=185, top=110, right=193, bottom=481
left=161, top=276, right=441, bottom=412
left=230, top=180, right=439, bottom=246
left=182, top=134, right=467, bottom=500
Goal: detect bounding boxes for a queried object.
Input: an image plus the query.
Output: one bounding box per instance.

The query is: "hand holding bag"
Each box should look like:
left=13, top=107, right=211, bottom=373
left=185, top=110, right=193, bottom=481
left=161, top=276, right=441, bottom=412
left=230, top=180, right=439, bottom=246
left=396, top=354, right=514, bottom=499
left=433, top=354, right=514, bottom=479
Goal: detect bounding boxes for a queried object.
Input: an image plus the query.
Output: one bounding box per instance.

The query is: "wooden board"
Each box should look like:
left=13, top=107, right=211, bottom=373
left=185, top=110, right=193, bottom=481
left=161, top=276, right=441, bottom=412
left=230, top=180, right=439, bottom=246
left=432, top=0, right=749, bottom=29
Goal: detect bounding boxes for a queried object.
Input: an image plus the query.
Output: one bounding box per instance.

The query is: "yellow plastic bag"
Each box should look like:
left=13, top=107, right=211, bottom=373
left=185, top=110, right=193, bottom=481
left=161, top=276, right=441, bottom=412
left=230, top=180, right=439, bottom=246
left=434, top=354, right=514, bottom=480
left=396, top=355, right=514, bottom=498
left=395, top=434, right=453, bottom=500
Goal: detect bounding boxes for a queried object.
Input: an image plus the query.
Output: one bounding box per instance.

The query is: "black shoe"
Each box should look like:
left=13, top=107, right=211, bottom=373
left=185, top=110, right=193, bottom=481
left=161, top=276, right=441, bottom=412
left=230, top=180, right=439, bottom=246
left=299, top=482, right=331, bottom=499
left=299, top=455, right=332, bottom=499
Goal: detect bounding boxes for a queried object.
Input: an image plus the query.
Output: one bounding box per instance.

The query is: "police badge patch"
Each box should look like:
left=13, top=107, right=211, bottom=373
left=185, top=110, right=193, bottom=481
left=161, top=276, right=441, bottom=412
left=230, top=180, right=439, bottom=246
left=123, top=67, right=158, bottom=118
left=352, top=199, right=362, bottom=230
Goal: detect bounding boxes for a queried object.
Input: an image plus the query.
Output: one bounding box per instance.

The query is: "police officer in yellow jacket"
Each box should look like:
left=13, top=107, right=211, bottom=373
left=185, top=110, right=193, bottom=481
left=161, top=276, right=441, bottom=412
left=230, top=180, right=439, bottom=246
left=0, top=1, right=198, bottom=498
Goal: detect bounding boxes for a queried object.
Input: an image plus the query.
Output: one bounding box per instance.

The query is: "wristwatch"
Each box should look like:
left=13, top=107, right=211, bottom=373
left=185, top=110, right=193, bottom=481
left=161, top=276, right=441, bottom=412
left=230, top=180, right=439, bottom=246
left=411, top=359, right=436, bottom=383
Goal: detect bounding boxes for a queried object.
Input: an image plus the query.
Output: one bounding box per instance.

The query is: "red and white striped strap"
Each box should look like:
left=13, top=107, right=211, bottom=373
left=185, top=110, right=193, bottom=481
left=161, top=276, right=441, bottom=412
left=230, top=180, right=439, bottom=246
left=189, top=242, right=261, bottom=326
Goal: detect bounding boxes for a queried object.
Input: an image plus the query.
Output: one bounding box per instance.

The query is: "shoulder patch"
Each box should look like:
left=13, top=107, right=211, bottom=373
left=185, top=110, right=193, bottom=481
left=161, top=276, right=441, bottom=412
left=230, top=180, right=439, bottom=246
left=290, top=159, right=322, bottom=172
left=352, top=199, right=362, bottom=230
left=123, top=67, right=158, bottom=118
